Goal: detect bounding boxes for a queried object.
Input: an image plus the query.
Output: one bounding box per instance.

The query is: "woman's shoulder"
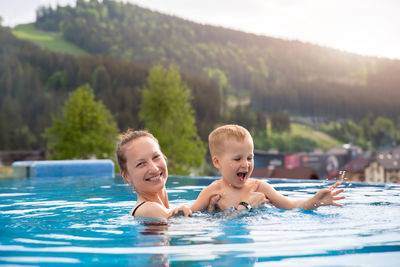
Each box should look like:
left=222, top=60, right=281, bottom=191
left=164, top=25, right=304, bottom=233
left=130, top=201, right=147, bottom=216
left=131, top=201, right=169, bottom=218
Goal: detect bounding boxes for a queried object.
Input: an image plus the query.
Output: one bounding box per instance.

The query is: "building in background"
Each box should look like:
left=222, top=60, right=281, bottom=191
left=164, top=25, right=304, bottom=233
left=269, top=166, right=319, bottom=180
left=253, top=145, right=364, bottom=180
left=339, top=156, right=372, bottom=182
left=365, top=147, right=400, bottom=183
left=254, top=150, right=284, bottom=169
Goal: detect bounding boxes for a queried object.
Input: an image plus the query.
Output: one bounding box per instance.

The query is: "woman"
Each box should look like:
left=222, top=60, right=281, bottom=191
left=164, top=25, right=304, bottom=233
left=116, top=129, right=192, bottom=218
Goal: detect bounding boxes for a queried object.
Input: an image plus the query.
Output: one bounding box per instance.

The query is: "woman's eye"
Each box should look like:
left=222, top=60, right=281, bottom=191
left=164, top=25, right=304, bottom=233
left=234, top=158, right=241, bottom=161
left=136, top=162, right=144, bottom=167
left=153, top=154, right=160, bottom=160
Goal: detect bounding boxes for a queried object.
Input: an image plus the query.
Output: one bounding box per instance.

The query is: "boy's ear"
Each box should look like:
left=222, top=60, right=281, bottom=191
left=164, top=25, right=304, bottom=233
left=212, top=155, right=221, bottom=169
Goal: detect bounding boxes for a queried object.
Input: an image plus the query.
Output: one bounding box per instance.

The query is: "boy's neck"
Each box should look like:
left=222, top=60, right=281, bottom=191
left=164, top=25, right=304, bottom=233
left=221, top=176, right=246, bottom=190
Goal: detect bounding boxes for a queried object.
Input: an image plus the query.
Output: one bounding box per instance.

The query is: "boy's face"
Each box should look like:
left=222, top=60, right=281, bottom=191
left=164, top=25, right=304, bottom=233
left=213, top=136, right=254, bottom=188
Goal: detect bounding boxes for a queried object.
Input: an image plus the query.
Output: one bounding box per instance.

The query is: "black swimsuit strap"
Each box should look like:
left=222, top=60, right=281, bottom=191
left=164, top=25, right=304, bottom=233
left=132, top=201, right=146, bottom=216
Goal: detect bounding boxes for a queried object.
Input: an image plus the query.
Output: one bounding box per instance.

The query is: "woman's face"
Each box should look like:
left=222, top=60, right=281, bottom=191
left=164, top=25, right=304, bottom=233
left=122, top=136, right=168, bottom=194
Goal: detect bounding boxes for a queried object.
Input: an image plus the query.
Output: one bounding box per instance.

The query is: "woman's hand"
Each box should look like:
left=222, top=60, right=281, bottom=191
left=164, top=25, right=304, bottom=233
left=238, top=181, right=268, bottom=210
left=206, top=194, right=222, bottom=214
left=168, top=205, right=192, bottom=218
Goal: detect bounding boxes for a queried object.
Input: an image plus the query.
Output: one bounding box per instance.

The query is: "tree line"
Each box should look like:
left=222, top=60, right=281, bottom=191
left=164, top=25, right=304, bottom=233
left=35, top=0, right=400, bottom=119
left=0, top=26, right=220, bottom=151
left=318, top=116, right=400, bottom=151
left=43, top=65, right=205, bottom=175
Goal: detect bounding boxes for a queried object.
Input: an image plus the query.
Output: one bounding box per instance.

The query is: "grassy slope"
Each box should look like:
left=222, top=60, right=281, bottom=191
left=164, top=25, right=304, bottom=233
left=9, top=24, right=342, bottom=153
left=12, top=23, right=88, bottom=56
left=290, top=123, right=342, bottom=151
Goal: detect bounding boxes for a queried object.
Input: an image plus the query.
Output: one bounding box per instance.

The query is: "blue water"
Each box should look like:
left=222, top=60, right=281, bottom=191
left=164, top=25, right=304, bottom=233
left=0, top=175, right=399, bottom=266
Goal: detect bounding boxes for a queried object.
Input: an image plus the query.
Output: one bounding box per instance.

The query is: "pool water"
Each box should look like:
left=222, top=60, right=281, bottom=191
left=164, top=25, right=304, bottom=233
left=0, top=175, right=399, bottom=266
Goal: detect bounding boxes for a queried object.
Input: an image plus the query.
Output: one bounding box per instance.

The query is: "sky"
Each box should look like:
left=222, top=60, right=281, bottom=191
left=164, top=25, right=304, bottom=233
left=1, top=0, right=399, bottom=59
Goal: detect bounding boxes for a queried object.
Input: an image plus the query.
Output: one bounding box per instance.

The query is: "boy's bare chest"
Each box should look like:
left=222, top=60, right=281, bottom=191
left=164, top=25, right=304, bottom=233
left=216, top=186, right=251, bottom=210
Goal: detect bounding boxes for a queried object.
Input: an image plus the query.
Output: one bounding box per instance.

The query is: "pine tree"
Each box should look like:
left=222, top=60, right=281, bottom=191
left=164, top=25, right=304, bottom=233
left=43, top=84, right=119, bottom=159
left=140, top=65, right=206, bottom=175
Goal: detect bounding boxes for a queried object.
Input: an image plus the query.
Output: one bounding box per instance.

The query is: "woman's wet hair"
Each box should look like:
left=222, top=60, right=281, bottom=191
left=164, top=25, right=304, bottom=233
left=116, top=129, right=159, bottom=174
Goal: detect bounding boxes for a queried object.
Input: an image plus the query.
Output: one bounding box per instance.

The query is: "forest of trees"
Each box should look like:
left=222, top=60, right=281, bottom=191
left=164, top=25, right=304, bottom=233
left=0, top=26, right=220, bottom=151
left=1, top=0, right=400, bottom=155
left=34, top=0, right=400, bottom=119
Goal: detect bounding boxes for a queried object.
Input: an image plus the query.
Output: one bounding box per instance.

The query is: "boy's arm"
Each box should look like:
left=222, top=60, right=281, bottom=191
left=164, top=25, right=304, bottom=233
left=297, top=182, right=345, bottom=210
left=258, top=180, right=345, bottom=210
left=258, top=180, right=299, bottom=209
left=190, top=182, right=220, bottom=212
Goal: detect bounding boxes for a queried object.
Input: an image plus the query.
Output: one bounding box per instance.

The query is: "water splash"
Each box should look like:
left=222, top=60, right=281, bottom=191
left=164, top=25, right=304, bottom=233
left=338, top=171, right=347, bottom=181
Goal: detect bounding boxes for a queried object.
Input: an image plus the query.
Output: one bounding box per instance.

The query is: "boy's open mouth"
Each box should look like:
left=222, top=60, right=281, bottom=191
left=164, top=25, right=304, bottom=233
left=237, top=172, right=247, bottom=181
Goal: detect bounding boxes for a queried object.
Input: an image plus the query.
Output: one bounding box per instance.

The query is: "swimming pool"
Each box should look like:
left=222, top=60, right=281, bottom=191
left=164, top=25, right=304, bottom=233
left=0, top=175, right=399, bottom=266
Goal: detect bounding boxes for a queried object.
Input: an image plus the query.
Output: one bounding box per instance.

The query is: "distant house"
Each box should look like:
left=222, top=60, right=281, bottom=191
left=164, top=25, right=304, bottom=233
left=252, top=166, right=274, bottom=178
left=339, top=156, right=372, bottom=182
left=252, top=166, right=319, bottom=180
left=271, top=166, right=319, bottom=180
left=364, top=147, right=400, bottom=183
left=254, top=150, right=284, bottom=168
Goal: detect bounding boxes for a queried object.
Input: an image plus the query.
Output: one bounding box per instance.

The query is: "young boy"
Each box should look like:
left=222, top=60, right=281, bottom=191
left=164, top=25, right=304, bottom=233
left=190, top=124, right=345, bottom=212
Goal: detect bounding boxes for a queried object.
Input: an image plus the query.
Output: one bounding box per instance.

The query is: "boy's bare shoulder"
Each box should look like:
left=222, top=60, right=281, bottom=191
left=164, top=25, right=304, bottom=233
left=208, top=180, right=223, bottom=190
left=248, top=178, right=259, bottom=184
left=199, top=180, right=224, bottom=195
left=248, top=178, right=272, bottom=189
left=248, top=178, right=264, bottom=186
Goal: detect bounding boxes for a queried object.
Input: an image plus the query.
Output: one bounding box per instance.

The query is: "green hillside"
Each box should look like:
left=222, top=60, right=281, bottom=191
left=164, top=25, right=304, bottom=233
left=12, top=23, right=87, bottom=56
left=32, top=0, right=400, bottom=119
left=290, top=123, right=342, bottom=151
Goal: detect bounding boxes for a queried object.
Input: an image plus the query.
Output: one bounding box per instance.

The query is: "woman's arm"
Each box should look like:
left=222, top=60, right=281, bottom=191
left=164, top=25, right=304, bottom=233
left=169, top=205, right=193, bottom=217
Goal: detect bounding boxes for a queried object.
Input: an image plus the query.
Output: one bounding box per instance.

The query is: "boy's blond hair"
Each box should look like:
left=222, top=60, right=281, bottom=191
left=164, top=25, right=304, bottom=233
left=208, top=124, right=252, bottom=156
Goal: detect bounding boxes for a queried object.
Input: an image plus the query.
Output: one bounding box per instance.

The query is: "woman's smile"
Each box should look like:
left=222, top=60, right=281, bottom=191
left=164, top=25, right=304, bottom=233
left=145, top=173, right=163, bottom=182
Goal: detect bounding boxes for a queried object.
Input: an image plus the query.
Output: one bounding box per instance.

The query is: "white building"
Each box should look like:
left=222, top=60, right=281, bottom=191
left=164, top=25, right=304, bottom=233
left=365, top=147, right=400, bottom=183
